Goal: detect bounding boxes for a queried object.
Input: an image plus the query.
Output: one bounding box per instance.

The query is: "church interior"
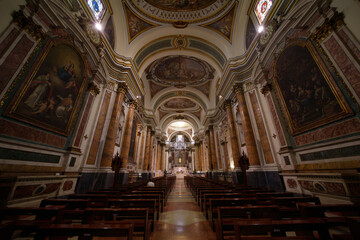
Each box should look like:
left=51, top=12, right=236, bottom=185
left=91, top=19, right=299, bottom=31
left=0, top=0, right=360, bottom=239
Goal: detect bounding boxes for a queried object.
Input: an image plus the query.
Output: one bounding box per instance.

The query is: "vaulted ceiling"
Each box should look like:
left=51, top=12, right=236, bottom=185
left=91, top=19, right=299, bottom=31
left=83, top=0, right=265, bottom=138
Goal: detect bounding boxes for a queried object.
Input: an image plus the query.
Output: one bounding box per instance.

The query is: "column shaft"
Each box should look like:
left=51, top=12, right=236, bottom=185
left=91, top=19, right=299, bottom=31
left=235, top=86, right=260, bottom=166
left=119, top=102, right=136, bottom=169
left=209, top=126, right=218, bottom=170
left=143, top=126, right=152, bottom=171
left=225, top=100, right=241, bottom=168
left=100, top=84, right=126, bottom=168
left=156, top=141, right=161, bottom=170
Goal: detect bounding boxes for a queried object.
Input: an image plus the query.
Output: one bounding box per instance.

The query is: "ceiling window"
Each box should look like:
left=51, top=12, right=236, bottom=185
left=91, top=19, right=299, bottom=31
left=87, top=0, right=105, bottom=21
left=255, top=0, right=273, bottom=24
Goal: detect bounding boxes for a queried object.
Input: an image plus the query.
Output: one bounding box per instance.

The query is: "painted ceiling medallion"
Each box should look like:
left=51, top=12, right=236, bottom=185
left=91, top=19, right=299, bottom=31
left=147, top=55, right=214, bottom=86
left=163, top=98, right=197, bottom=109
left=128, top=0, right=233, bottom=23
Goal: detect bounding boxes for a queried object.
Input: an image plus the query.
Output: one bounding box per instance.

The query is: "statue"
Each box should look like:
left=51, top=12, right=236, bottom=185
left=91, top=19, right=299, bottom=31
left=239, top=151, right=249, bottom=185
left=111, top=152, right=122, bottom=187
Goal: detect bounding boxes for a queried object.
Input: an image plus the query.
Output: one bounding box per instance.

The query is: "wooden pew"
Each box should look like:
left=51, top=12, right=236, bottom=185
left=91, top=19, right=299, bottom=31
left=39, top=199, right=90, bottom=209
left=298, top=203, right=360, bottom=218
left=84, top=208, right=150, bottom=240
left=107, top=199, right=157, bottom=230
left=36, top=223, right=134, bottom=240
left=216, top=205, right=280, bottom=240
left=202, top=193, right=244, bottom=216
left=198, top=189, right=234, bottom=205
left=208, top=198, right=258, bottom=229
left=0, top=207, right=61, bottom=222
left=131, top=190, right=165, bottom=210
left=233, top=219, right=331, bottom=239
left=120, top=194, right=162, bottom=215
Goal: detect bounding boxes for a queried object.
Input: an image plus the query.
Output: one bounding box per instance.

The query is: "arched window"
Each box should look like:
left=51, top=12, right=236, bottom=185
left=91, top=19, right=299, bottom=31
left=254, top=0, right=273, bottom=24
left=87, top=0, right=105, bottom=21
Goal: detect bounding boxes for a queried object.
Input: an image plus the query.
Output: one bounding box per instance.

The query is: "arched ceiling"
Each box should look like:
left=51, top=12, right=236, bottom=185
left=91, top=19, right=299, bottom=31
left=103, top=0, right=258, bottom=137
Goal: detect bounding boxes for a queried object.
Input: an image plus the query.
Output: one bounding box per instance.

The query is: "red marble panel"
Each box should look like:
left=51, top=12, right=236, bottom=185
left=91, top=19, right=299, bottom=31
left=73, top=94, right=94, bottom=147
left=62, top=180, right=74, bottom=191
left=249, top=92, right=274, bottom=164
left=321, top=181, right=346, bottom=196
left=0, top=119, right=67, bottom=148
left=338, top=29, right=360, bottom=61
left=13, top=182, right=61, bottom=199
left=298, top=180, right=315, bottom=191
left=324, top=36, right=360, bottom=98
left=294, top=118, right=360, bottom=146
left=266, top=95, right=286, bottom=146
left=0, top=28, right=19, bottom=58
left=87, top=92, right=111, bottom=165
left=287, top=178, right=298, bottom=189
left=0, top=35, right=33, bottom=94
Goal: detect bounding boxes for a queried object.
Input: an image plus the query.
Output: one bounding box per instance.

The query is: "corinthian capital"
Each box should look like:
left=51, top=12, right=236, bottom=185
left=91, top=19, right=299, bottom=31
left=117, top=82, right=128, bottom=94
left=233, top=83, right=244, bottom=94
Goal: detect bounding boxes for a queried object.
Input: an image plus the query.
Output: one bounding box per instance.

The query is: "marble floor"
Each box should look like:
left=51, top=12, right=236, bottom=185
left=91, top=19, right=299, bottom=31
left=151, top=178, right=216, bottom=240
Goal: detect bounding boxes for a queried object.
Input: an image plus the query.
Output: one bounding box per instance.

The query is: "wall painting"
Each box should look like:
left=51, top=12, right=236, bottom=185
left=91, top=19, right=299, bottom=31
left=6, top=43, right=88, bottom=136
left=274, top=42, right=352, bottom=134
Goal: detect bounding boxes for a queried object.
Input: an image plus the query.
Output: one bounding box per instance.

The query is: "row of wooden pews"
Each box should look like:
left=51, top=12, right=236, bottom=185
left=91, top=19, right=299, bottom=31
left=185, top=176, right=360, bottom=240
left=0, top=175, right=176, bottom=240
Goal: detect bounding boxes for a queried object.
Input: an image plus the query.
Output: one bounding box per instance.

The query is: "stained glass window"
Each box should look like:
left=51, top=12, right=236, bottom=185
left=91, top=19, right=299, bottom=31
left=255, top=0, right=273, bottom=24
left=87, top=0, right=105, bottom=21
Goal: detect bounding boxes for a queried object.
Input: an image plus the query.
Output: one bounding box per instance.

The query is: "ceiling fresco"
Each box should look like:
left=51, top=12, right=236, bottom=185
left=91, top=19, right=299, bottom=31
left=128, top=0, right=234, bottom=23
left=124, top=3, right=156, bottom=42
left=143, top=0, right=217, bottom=11
left=163, top=98, right=197, bottom=109
left=202, top=3, right=236, bottom=42
left=149, top=81, right=167, bottom=98
left=146, top=55, right=214, bottom=86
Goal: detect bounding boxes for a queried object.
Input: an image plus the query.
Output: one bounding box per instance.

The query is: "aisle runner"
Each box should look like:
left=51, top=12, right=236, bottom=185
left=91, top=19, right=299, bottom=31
left=152, top=178, right=216, bottom=240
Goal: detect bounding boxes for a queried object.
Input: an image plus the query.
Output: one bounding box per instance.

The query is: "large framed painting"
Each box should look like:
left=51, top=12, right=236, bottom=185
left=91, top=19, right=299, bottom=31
left=6, top=42, right=88, bottom=136
left=273, top=42, right=352, bottom=134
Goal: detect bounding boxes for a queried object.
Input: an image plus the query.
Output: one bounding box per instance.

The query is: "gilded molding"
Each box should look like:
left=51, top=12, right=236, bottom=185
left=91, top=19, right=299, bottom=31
left=261, top=83, right=272, bottom=95
left=117, top=82, right=128, bottom=94
left=311, top=11, right=344, bottom=42
left=12, top=10, right=43, bottom=41
left=233, top=83, right=244, bottom=94
left=88, top=82, right=100, bottom=96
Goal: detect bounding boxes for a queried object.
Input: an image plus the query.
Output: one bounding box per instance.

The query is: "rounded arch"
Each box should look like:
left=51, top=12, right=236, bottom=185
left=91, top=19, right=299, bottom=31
left=168, top=130, right=193, bottom=142
left=160, top=113, right=200, bottom=133
left=152, top=92, right=208, bottom=113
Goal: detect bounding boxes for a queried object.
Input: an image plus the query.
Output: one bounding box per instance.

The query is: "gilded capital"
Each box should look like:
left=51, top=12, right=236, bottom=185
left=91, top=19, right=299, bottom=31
left=233, top=83, right=244, bottom=94
left=261, top=83, right=272, bottom=95
left=117, top=82, right=128, bottom=94
left=88, top=82, right=100, bottom=96
left=311, top=11, right=344, bottom=42
left=224, top=99, right=232, bottom=109
left=128, top=100, right=138, bottom=109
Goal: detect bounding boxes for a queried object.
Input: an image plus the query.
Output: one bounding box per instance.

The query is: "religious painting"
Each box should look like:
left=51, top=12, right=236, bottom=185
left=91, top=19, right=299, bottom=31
left=163, top=98, right=197, bottom=109
left=144, top=0, right=216, bottom=11
left=6, top=43, right=88, bottom=136
left=128, top=120, right=137, bottom=163
left=150, top=56, right=213, bottom=86
left=104, top=16, right=115, bottom=49
left=124, top=3, right=156, bottom=42
left=274, top=43, right=352, bottom=134
left=202, top=4, right=236, bottom=42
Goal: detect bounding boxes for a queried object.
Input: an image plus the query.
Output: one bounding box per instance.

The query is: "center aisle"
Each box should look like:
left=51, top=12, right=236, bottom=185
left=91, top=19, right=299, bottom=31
left=152, top=177, right=216, bottom=240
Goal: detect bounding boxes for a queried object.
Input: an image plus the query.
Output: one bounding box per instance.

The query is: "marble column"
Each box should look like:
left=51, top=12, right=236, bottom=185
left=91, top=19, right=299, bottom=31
left=143, top=126, right=152, bottom=171
left=133, top=124, right=142, bottom=166
left=200, top=141, right=204, bottom=171
left=119, top=101, right=137, bottom=169
left=209, top=126, right=218, bottom=170
left=100, top=83, right=127, bottom=168
left=149, top=131, right=155, bottom=171
left=160, top=143, right=165, bottom=171
left=195, top=143, right=200, bottom=171
left=137, top=130, right=146, bottom=170
left=234, top=84, right=260, bottom=166
left=156, top=141, right=161, bottom=170
left=224, top=100, right=241, bottom=168
left=222, top=142, right=231, bottom=170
